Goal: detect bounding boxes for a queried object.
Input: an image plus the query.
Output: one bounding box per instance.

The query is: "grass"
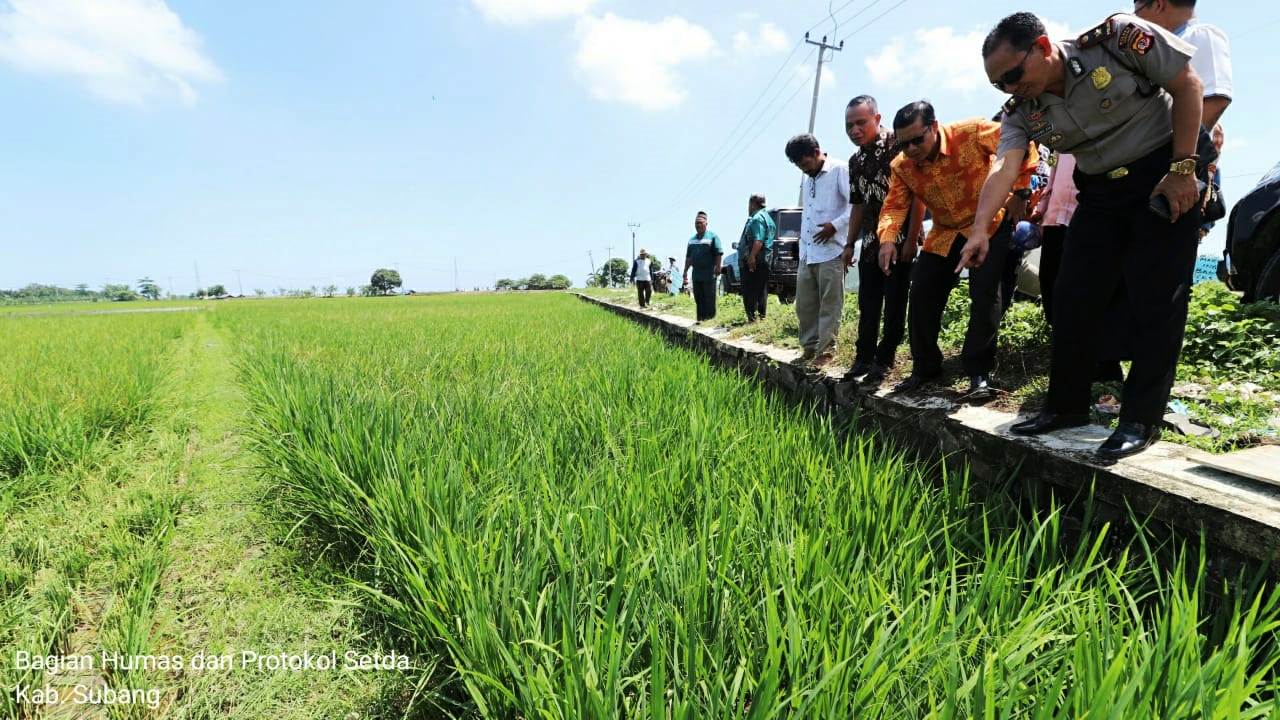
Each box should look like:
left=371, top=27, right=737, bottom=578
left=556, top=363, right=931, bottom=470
left=218, top=292, right=1280, bottom=717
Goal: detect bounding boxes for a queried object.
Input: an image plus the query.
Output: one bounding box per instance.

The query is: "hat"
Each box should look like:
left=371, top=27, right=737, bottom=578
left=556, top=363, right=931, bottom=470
left=639, top=248, right=648, bottom=254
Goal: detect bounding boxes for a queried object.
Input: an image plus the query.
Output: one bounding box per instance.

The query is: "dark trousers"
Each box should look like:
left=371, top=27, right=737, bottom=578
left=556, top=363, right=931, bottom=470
left=635, top=280, right=652, bottom=307
left=1045, top=145, right=1200, bottom=426
left=855, top=242, right=912, bottom=367
left=1001, top=247, right=1025, bottom=313
left=907, top=223, right=1012, bottom=378
left=741, top=263, right=769, bottom=320
left=1039, top=225, right=1067, bottom=326
left=692, top=280, right=717, bottom=321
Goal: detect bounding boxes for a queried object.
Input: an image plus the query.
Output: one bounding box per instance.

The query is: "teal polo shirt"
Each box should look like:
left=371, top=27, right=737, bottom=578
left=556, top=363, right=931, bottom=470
left=686, top=232, right=723, bottom=282
left=745, top=209, right=776, bottom=256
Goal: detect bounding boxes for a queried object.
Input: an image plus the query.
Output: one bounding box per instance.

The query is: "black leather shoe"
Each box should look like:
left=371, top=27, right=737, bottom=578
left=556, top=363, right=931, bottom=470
left=1010, top=412, right=1091, bottom=436
left=892, top=374, right=931, bottom=394
left=966, top=374, right=997, bottom=401
left=1097, top=421, right=1159, bottom=460
left=843, top=360, right=873, bottom=382
left=861, top=363, right=888, bottom=385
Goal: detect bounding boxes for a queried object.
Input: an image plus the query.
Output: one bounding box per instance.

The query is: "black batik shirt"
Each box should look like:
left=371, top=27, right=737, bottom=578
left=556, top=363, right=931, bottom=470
left=848, top=127, right=901, bottom=245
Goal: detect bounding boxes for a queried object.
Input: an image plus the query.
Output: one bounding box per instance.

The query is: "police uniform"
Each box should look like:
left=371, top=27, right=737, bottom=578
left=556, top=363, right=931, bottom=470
left=1000, top=13, right=1199, bottom=430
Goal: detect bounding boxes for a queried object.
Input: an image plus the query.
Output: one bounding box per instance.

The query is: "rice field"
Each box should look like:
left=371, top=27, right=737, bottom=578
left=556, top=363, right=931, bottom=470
left=2, top=293, right=1280, bottom=717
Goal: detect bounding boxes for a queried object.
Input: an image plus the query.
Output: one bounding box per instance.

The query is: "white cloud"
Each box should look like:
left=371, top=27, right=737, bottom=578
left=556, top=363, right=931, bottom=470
left=0, top=0, right=221, bottom=106
left=471, top=0, right=597, bottom=24
left=573, top=13, right=715, bottom=111
left=733, top=21, right=788, bottom=56
left=863, top=20, right=1070, bottom=95
left=796, top=62, right=836, bottom=89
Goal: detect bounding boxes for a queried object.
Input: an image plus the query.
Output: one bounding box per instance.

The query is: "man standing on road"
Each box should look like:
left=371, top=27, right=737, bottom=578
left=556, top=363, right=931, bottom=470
left=968, top=12, right=1204, bottom=459
left=785, top=133, right=851, bottom=368
left=630, top=249, right=653, bottom=309
left=841, top=95, right=923, bottom=385
left=877, top=101, right=1038, bottom=398
left=683, top=211, right=723, bottom=323
left=739, top=193, right=776, bottom=322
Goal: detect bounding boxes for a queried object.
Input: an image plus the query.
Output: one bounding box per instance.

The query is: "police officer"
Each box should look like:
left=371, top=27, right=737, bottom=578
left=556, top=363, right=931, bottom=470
left=958, top=11, right=1204, bottom=460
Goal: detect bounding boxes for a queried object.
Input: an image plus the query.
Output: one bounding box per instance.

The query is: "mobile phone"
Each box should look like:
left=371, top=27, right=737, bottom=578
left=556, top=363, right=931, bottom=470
left=1148, top=180, right=1207, bottom=221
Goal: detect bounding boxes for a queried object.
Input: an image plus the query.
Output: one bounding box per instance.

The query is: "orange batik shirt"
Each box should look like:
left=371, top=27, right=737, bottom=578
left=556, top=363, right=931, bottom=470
left=876, top=118, right=1037, bottom=257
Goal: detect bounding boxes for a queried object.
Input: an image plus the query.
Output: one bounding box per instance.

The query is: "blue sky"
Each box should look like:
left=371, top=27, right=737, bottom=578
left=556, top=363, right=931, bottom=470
left=1, top=0, right=1275, bottom=294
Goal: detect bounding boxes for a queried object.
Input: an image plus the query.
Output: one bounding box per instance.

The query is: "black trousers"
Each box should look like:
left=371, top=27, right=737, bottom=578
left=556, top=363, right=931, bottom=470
left=907, top=222, right=1012, bottom=378
left=635, top=280, right=652, bottom=307
left=741, top=263, right=769, bottom=319
left=1001, top=246, right=1025, bottom=313
left=1045, top=145, right=1200, bottom=426
left=692, top=280, right=717, bottom=321
left=855, top=242, right=912, bottom=367
left=1039, top=224, right=1067, bottom=326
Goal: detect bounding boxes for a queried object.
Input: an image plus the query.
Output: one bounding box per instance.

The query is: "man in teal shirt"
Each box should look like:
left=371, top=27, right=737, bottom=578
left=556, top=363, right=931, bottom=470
left=682, top=210, right=723, bottom=322
left=738, top=193, right=776, bottom=322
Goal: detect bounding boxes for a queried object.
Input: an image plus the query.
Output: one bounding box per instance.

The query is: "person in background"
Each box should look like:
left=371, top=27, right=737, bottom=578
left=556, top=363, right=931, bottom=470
left=1135, top=0, right=1232, bottom=128
left=785, top=133, right=851, bottom=368
left=1201, top=123, right=1225, bottom=238
left=683, top=211, right=723, bottom=323
left=842, top=94, right=923, bottom=385
left=877, top=101, right=1037, bottom=398
left=1029, top=152, right=1079, bottom=326
left=739, top=193, right=776, bottom=322
left=667, top=257, right=682, bottom=295
left=630, top=249, right=653, bottom=308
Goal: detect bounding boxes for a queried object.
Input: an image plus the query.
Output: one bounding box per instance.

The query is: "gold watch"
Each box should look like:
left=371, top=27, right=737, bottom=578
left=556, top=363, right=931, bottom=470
left=1168, top=158, right=1198, bottom=176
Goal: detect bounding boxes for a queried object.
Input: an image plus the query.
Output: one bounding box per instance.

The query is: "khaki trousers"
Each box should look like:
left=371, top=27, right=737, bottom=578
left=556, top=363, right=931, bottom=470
left=796, top=257, right=845, bottom=355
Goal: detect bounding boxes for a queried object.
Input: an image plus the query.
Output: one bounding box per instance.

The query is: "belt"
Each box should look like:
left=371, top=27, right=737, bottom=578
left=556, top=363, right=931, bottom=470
left=1105, top=166, right=1130, bottom=180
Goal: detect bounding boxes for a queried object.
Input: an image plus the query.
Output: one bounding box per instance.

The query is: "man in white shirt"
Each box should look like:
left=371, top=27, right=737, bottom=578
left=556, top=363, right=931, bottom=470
left=785, top=133, right=851, bottom=367
left=1136, top=0, right=1232, bottom=127
left=629, top=249, right=653, bottom=308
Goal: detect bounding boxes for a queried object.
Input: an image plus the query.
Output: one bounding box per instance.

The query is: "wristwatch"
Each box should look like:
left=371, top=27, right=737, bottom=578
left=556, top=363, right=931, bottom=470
left=1168, top=157, right=1198, bottom=176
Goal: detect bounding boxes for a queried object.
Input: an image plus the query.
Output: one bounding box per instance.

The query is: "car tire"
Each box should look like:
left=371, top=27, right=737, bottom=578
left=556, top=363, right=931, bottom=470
left=1256, top=249, right=1280, bottom=302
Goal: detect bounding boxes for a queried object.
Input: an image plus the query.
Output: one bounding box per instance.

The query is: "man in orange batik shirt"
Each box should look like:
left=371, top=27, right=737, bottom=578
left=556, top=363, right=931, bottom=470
left=878, top=100, right=1037, bottom=398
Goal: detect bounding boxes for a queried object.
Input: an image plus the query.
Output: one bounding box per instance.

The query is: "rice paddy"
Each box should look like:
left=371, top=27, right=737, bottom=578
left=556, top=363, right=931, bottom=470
left=3, top=293, right=1280, bottom=718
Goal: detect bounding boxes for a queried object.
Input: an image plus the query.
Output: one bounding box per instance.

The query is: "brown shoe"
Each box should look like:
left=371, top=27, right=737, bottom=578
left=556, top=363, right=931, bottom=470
left=812, top=352, right=835, bottom=368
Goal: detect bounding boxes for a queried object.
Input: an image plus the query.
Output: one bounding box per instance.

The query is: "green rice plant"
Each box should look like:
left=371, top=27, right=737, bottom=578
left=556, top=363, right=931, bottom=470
left=219, top=294, right=1280, bottom=718
left=0, top=313, right=188, bottom=481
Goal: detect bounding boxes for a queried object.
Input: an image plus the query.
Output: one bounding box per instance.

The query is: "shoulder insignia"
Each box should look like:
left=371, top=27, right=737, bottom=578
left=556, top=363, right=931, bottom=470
left=1077, top=18, right=1115, bottom=48
left=1002, top=96, right=1022, bottom=115
left=1130, top=31, right=1154, bottom=55
left=1068, top=57, right=1086, bottom=78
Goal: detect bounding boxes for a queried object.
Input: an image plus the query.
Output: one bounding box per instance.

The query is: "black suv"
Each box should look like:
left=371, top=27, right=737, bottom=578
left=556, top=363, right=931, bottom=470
left=1220, top=161, right=1280, bottom=302
left=720, top=207, right=801, bottom=304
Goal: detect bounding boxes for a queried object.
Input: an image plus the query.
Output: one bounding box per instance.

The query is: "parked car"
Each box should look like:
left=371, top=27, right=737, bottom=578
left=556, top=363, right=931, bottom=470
left=719, top=207, right=801, bottom=304
left=1220, top=161, right=1280, bottom=302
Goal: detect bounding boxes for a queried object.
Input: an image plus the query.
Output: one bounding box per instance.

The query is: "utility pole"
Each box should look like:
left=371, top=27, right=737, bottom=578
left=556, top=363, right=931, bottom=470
left=605, top=245, right=614, bottom=287
left=453, top=257, right=459, bottom=292
left=799, top=33, right=843, bottom=204
left=588, top=251, right=596, bottom=286
left=627, top=221, right=640, bottom=263
left=193, top=262, right=201, bottom=297
left=235, top=269, right=243, bottom=297
left=167, top=276, right=174, bottom=299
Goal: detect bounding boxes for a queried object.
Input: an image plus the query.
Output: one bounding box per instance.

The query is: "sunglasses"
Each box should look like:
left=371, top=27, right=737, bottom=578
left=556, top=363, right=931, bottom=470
left=992, top=46, right=1034, bottom=92
left=896, top=128, right=931, bottom=150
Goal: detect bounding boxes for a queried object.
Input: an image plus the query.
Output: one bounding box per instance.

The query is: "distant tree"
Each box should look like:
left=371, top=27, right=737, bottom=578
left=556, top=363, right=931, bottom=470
left=547, top=274, right=572, bottom=290
left=527, top=273, right=549, bottom=290
left=346, top=286, right=357, bottom=297
left=514, top=277, right=530, bottom=290
left=600, top=258, right=628, bottom=287
left=206, top=284, right=228, bottom=297
left=137, top=277, right=161, bottom=300
left=74, top=283, right=89, bottom=296
left=323, top=284, right=338, bottom=297
left=370, top=268, right=402, bottom=295
left=495, top=278, right=515, bottom=291
left=360, top=284, right=377, bottom=297
left=586, top=272, right=604, bottom=288
left=102, top=283, right=138, bottom=302
left=254, top=288, right=267, bottom=297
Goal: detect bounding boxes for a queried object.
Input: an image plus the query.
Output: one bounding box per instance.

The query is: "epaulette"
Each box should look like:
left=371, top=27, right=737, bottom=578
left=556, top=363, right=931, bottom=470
left=1077, top=14, right=1121, bottom=47
left=1002, top=96, right=1022, bottom=116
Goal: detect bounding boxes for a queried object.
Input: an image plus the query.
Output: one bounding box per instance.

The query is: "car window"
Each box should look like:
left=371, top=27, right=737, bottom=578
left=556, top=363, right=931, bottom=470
left=776, top=211, right=802, bottom=239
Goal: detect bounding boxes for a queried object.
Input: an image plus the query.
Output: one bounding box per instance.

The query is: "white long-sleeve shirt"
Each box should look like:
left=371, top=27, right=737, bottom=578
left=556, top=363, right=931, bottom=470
left=799, top=155, right=852, bottom=265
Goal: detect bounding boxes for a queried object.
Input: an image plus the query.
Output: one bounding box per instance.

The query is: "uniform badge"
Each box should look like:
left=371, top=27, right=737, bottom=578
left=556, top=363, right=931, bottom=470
left=1091, top=66, right=1112, bottom=90
left=1100, top=98, right=1113, bottom=110
left=1028, top=109, right=1044, bottom=121
left=1118, top=26, right=1135, bottom=47
left=1046, top=132, right=1065, bottom=145
left=1047, top=153, right=1059, bottom=168
left=1130, top=32, right=1154, bottom=55
left=1068, top=58, right=1086, bottom=78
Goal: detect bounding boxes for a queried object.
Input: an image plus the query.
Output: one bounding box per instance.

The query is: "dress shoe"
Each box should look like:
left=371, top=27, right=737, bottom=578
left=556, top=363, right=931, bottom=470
left=861, top=364, right=888, bottom=385
left=1010, top=412, right=1091, bottom=436
left=892, top=374, right=933, bottom=394
left=966, top=374, right=997, bottom=401
left=812, top=352, right=835, bottom=369
left=1097, top=421, right=1159, bottom=460
left=843, top=360, right=873, bottom=382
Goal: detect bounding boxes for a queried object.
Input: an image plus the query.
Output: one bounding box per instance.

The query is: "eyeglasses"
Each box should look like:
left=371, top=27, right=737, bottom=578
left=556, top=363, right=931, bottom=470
left=895, top=129, right=931, bottom=150
left=1133, top=0, right=1156, bottom=11
left=992, top=46, right=1034, bottom=92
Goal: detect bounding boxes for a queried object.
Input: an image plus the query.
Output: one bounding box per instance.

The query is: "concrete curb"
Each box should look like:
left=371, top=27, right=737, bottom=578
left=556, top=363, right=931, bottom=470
left=576, top=291, right=1280, bottom=576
